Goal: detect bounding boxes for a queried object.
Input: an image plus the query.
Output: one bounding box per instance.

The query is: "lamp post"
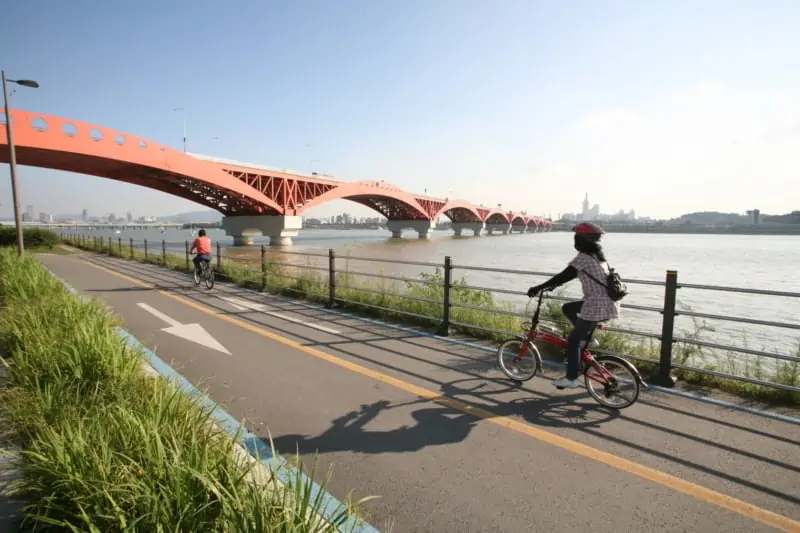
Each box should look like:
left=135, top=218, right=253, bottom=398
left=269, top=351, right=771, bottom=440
left=174, top=107, right=187, bottom=152
left=2, top=70, right=39, bottom=257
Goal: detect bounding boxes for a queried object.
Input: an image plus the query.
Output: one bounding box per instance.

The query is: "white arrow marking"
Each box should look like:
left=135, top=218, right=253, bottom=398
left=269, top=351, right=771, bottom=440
left=137, top=302, right=231, bottom=355
left=218, top=295, right=340, bottom=335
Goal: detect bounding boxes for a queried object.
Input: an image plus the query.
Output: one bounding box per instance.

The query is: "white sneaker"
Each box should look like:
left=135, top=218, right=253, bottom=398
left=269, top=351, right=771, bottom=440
left=551, top=377, right=582, bottom=389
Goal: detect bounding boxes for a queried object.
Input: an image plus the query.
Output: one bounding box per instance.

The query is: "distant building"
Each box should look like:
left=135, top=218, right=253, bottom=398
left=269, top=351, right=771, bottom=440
left=82, top=209, right=88, bottom=222
left=581, top=194, right=590, bottom=221
left=26, top=205, right=35, bottom=221
left=39, top=212, right=53, bottom=223
left=746, top=209, right=761, bottom=225
left=127, top=211, right=133, bottom=222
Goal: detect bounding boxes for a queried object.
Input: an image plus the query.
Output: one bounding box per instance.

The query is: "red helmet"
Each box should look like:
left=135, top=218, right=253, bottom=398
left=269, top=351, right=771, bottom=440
left=572, top=222, right=605, bottom=235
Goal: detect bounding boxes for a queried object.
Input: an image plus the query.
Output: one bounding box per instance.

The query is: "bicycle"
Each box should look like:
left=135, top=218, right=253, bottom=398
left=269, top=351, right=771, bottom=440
left=496, top=290, right=646, bottom=409
left=192, top=256, right=215, bottom=289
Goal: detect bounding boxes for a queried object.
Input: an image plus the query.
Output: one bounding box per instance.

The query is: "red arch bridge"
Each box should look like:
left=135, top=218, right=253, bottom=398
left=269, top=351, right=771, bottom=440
left=0, top=109, right=551, bottom=245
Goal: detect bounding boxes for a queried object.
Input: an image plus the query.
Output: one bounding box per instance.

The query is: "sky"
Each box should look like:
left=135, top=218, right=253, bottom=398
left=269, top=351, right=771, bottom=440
left=2, top=0, right=799, bottom=221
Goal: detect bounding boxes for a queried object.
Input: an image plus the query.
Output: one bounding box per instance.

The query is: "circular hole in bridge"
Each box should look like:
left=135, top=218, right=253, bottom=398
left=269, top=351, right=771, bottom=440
left=0, top=113, right=10, bottom=126
left=32, top=117, right=48, bottom=132
left=62, top=123, right=78, bottom=137
left=138, top=140, right=147, bottom=148
left=115, top=134, right=125, bottom=145
left=89, top=128, right=103, bottom=142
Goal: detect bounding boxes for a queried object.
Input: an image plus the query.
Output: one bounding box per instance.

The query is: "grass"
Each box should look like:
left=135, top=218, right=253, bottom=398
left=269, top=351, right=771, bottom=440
left=0, top=227, right=62, bottom=252
left=60, top=234, right=800, bottom=407
left=0, top=247, right=375, bottom=532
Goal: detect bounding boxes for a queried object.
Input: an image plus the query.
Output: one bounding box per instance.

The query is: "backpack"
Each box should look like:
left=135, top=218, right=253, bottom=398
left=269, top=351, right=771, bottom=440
left=583, top=260, right=628, bottom=302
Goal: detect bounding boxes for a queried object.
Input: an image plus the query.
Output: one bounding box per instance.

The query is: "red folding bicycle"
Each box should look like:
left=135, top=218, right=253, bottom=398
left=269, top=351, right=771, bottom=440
left=497, top=289, right=646, bottom=409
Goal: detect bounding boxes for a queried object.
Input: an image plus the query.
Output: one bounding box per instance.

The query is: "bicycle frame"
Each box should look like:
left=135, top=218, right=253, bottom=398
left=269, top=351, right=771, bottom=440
left=514, top=291, right=617, bottom=387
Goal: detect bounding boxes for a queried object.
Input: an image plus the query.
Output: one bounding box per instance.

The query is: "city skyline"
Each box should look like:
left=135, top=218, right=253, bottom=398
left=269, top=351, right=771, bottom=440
left=3, top=2, right=800, bottom=221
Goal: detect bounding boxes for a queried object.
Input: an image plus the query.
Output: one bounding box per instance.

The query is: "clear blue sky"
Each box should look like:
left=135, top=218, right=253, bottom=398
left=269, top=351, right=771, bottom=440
left=3, top=0, right=799, bottom=220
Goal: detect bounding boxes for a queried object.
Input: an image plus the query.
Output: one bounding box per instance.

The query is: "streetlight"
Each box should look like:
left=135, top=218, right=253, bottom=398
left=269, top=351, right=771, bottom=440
left=174, top=107, right=187, bottom=152
left=2, top=70, right=39, bottom=257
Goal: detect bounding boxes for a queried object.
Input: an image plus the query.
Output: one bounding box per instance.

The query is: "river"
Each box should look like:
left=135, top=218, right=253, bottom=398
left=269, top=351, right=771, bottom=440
left=62, top=227, right=800, bottom=362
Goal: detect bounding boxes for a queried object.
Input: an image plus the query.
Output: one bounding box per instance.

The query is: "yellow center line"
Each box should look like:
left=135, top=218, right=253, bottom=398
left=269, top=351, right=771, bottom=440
left=77, top=257, right=800, bottom=533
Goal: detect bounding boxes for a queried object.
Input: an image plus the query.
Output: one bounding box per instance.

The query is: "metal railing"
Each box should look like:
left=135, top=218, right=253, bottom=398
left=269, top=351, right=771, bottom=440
left=60, top=233, right=800, bottom=395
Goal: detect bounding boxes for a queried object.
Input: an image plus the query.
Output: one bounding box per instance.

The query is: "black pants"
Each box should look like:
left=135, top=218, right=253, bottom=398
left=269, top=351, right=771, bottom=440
left=561, top=300, right=598, bottom=381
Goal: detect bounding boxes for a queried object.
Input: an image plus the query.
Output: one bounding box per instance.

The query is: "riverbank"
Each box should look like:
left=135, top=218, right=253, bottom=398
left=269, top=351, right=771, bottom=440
left=0, top=247, right=372, bottom=531
left=552, top=223, right=800, bottom=235
left=60, top=235, right=800, bottom=407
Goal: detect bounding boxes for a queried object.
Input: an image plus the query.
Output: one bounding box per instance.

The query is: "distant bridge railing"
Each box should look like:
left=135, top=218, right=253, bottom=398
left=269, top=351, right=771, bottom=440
left=61, top=233, right=800, bottom=400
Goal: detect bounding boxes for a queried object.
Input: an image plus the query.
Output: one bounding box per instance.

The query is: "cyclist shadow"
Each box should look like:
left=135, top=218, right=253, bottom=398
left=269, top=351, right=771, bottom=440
left=269, top=377, right=619, bottom=458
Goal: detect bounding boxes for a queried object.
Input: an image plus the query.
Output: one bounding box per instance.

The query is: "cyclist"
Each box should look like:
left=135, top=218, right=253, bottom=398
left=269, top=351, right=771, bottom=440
left=190, top=229, right=213, bottom=274
left=526, top=222, right=620, bottom=389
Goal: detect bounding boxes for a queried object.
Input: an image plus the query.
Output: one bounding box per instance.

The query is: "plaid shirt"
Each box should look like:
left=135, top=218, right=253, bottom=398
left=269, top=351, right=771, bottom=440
left=569, top=253, right=620, bottom=322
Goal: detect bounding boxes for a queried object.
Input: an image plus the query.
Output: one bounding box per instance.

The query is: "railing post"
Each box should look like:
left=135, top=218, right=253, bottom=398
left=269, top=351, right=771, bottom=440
left=130, top=238, right=134, bottom=259
left=438, top=256, right=452, bottom=336
left=144, top=239, right=148, bottom=262
left=650, top=270, right=678, bottom=387
left=326, top=249, right=336, bottom=308
left=100, top=236, right=104, bottom=254
left=261, top=244, right=267, bottom=292
left=118, top=237, right=122, bottom=257
left=185, top=241, right=191, bottom=272
left=162, top=240, right=166, bottom=266
left=216, top=242, right=222, bottom=275
left=93, top=235, right=97, bottom=250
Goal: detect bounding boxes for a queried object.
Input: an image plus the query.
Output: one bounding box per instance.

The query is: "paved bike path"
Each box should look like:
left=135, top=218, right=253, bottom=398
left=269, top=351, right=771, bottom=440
left=38, top=252, right=800, bottom=533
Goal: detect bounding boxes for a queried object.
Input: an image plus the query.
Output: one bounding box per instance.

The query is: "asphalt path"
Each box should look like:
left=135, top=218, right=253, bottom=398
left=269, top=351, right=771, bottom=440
left=37, top=252, right=800, bottom=533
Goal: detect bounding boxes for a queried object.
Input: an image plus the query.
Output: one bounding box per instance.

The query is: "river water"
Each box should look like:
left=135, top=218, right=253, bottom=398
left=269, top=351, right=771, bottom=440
left=63, top=227, right=800, bottom=362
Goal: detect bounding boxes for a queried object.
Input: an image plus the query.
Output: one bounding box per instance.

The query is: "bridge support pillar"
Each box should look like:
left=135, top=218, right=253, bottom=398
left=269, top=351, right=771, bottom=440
left=386, top=220, right=435, bottom=239
left=222, top=215, right=302, bottom=246
left=485, top=223, right=511, bottom=235
left=451, top=222, right=484, bottom=237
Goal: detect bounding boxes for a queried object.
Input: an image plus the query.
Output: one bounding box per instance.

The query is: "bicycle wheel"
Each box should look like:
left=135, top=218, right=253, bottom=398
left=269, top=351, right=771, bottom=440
left=584, top=354, right=640, bottom=409
left=497, top=339, right=540, bottom=382
left=193, top=267, right=201, bottom=286
left=204, top=267, right=215, bottom=289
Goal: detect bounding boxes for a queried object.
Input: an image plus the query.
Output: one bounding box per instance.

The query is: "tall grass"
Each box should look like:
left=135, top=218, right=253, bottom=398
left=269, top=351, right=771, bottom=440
left=0, top=247, right=373, bottom=532
left=60, top=235, right=800, bottom=406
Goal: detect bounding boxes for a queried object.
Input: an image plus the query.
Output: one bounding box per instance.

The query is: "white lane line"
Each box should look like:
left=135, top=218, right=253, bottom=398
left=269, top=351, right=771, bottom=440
left=218, top=295, right=341, bottom=335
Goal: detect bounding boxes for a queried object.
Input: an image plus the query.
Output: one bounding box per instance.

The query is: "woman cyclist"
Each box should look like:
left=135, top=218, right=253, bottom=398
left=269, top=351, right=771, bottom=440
left=527, top=222, right=620, bottom=389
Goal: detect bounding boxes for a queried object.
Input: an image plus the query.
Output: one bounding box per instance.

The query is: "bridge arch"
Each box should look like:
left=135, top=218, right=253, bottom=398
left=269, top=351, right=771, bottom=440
left=295, top=181, right=431, bottom=220
left=434, top=199, right=483, bottom=223
left=0, top=109, right=284, bottom=215
left=484, top=210, right=511, bottom=224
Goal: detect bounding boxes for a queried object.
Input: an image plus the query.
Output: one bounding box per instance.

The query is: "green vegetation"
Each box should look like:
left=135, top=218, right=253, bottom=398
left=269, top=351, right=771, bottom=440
left=0, top=227, right=60, bottom=249
left=60, top=235, right=800, bottom=406
left=0, top=247, right=373, bottom=532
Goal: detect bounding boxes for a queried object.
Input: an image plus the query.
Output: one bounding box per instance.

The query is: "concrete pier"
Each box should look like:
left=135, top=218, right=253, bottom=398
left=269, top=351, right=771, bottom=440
left=386, top=220, right=435, bottom=239
left=451, top=222, right=484, bottom=237
left=221, top=215, right=302, bottom=246
left=485, top=223, right=511, bottom=235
